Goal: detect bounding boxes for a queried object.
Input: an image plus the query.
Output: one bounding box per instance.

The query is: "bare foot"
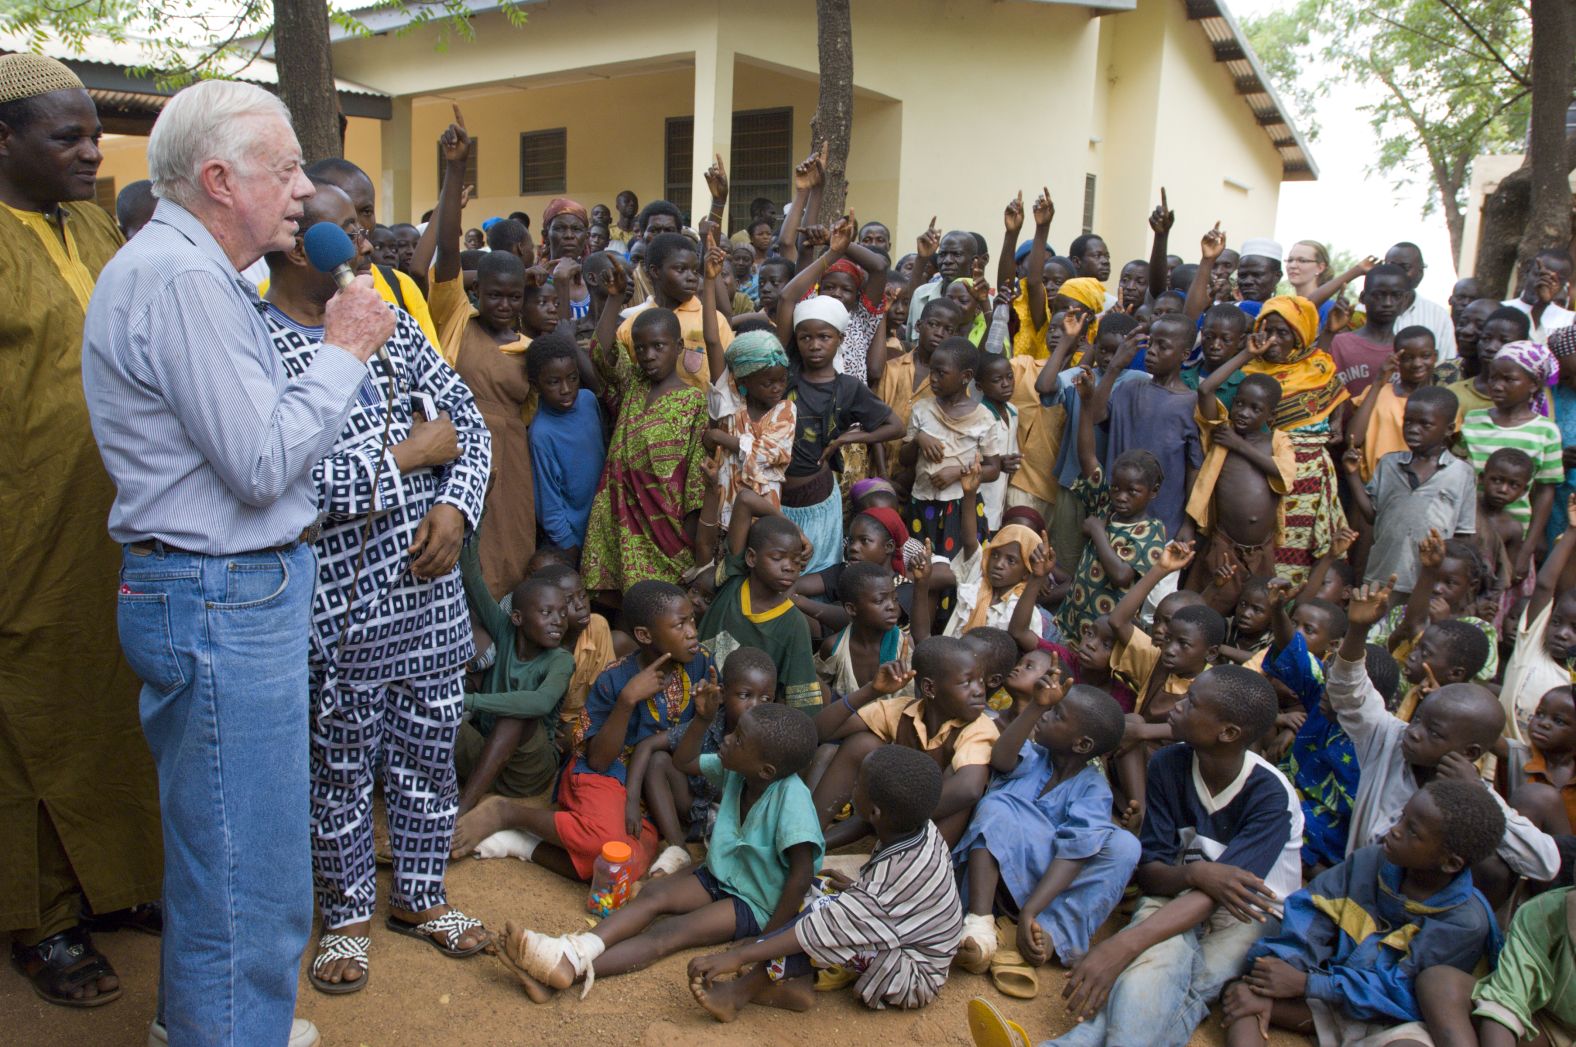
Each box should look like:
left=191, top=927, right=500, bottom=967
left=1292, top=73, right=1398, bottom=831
left=498, top=922, right=554, bottom=1003
left=754, top=972, right=815, bottom=1013
left=315, top=920, right=371, bottom=985
left=1120, top=800, right=1143, bottom=832
left=451, top=795, right=516, bottom=857
left=690, top=971, right=753, bottom=1022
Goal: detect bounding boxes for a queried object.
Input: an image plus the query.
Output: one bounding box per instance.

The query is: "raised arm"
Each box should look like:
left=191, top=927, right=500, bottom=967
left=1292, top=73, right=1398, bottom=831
left=774, top=214, right=855, bottom=338
left=1184, top=222, right=1225, bottom=323
left=1088, top=328, right=1144, bottom=425
left=997, top=192, right=1024, bottom=293
left=432, top=106, right=470, bottom=285
left=1393, top=530, right=1444, bottom=650
left=1026, top=188, right=1053, bottom=331
left=1145, top=189, right=1174, bottom=301
left=1307, top=255, right=1378, bottom=308
left=1007, top=537, right=1055, bottom=652
left=1035, top=312, right=1089, bottom=399
left=1108, top=541, right=1195, bottom=644
left=1197, top=338, right=1263, bottom=421
left=905, top=217, right=940, bottom=302
left=990, top=667, right=1067, bottom=773
left=701, top=232, right=728, bottom=382
left=1529, top=494, right=1576, bottom=621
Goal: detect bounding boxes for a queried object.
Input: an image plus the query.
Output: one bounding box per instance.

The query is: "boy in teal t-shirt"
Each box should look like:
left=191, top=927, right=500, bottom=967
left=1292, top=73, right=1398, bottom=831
left=495, top=676, right=824, bottom=1001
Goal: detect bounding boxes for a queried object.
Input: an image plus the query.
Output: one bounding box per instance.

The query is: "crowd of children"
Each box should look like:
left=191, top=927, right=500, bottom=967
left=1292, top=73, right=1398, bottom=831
left=361, top=111, right=1576, bottom=1045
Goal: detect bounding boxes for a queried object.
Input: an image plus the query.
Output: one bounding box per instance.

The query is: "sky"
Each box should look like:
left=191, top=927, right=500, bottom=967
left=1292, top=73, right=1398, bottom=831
left=1230, top=0, right=1464, bottom=304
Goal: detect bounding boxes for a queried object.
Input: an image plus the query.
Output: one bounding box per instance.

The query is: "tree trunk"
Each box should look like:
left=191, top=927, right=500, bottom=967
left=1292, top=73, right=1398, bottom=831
left=1516, top=0, right=1576, bottom=271
left=1476, top=131, right=1576, bottom=297
left=811, top=0, right=853, bottom=221
left=272, top=0, right=342, bottom=165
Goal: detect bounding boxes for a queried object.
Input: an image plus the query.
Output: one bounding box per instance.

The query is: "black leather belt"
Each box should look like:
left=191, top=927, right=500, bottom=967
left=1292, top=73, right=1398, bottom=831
left=128, top=523, right=321, bottom=557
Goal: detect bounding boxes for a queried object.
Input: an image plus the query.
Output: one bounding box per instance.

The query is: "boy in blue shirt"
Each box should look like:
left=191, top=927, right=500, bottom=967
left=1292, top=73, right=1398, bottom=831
left=496, top=663, right=823, bottom=1001
left=1050, top=665, right=1303, bottom=1047
left=526, top=332, right=606, bottom=557
left=1223, top=780, right=1504, bottom=1047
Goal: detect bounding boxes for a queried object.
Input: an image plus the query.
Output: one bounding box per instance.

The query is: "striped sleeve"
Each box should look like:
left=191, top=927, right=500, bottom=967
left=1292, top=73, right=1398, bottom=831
left=793, top=823, right=963, bottom=1009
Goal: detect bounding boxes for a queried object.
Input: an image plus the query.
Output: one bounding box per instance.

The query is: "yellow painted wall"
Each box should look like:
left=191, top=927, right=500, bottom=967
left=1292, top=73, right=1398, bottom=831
left=89, top=116, right=385, bottom=214
left=330, top=0, right=1290, bottom=253
left=1147, top=0, right=1281, bottom=263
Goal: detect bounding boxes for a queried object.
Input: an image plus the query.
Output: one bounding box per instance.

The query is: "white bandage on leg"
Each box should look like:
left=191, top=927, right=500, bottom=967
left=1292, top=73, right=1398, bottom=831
left=521, top=930, right=607, bottom=999
left=474, top=829, right=540, bottom=861
left=650, top=844, right=690, bottom=876
left=565, top=932, right=606, bottom=998
left=958, top=912, right=999, bottom=972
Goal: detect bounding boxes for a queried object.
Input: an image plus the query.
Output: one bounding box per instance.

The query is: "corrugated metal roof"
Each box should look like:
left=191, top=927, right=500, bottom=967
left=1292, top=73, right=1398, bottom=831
left=1183, top=0, right=1317, bottom=180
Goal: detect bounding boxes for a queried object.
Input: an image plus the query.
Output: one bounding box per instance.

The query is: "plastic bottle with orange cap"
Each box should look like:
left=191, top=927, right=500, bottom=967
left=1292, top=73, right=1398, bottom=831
left=587, top=840, right=636, bottom=917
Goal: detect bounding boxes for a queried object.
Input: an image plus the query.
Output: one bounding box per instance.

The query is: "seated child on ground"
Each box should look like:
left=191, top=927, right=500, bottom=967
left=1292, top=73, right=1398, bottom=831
left=793, top=498, right=921, bottom=637
left=531, top=563, right=629, bottom=756
left=1471, top=885, right=1576, bottom=1046
left=625, top=646, right=775, bottom=876
left=698, top=498, right=820, bottom=709
left=811, top=638, right=996, bottom=847
left=1107, top=542, right=1225, bottom=821
left=1374, top=530, right=1498, bottom=678
left=1047, top=666, right=1303, bottom=1047
left=1506, top=685, right=1576, bottom=837
left=686, top=745, right=964, bottom=1018
left=497, top=683, right=822, bottom=1001
left=1500, top=496, right=1576, bottom=741
left=457, top=545, right=576, bottom=807
left=1222, top=780, right=1505, bottom=1047
left=815, top=561, right=912, bottom=701
left=1218, top=574, right=1275, bottom=665
left=1392, top=616, right=1493, bottom=722
left=1283, top=641, right=1396, bottom=877
left=912, top=465, right=1050, bottom=643
left=953, top=673, right=1140, bottom=999
left=962, top=625, right=1021, bottom=716
left=1251, top=581, right=1346, bottom=759
left=1329, top=579, right=1562, bottom=900
left=451, top=581, right=714, bottom=882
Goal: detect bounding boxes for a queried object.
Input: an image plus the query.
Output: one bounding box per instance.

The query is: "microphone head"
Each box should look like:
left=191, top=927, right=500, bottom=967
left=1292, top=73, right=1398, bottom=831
left=303, top=222, right=356, bottom=275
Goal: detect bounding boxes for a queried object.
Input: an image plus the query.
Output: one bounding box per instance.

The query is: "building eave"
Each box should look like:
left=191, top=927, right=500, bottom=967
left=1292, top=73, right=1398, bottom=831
left=1183, top=0, right=1318, bottom=181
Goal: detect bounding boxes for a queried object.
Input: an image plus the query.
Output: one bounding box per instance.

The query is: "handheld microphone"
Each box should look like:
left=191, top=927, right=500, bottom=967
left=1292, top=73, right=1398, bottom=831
left=303, top=222, right=391, bottom=369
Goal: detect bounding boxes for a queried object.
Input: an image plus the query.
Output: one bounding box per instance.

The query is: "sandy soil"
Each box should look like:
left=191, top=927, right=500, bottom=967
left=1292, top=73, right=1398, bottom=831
left=4, top=846, right=1314, bottom=1047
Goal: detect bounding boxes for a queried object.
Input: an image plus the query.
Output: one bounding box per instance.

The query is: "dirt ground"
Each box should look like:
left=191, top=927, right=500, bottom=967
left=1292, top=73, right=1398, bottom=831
left=4, top=845, right=1316, bottom=1047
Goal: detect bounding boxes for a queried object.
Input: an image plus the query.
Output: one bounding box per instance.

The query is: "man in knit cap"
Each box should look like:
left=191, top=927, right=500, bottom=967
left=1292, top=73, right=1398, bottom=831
left=0, top=52, right=161, bottom=1010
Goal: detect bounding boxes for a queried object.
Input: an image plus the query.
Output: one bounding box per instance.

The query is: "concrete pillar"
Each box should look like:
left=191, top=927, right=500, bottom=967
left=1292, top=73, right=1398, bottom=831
left=691, top=27, right=734, bottom=230
left=381, top=95, right=414, bottom=224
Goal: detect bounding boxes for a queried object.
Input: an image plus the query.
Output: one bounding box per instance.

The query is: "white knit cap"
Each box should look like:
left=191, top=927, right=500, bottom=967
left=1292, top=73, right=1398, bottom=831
left=793, top=294, right=850, bottom=333
left=1239, top=238, right=1283, bottom=262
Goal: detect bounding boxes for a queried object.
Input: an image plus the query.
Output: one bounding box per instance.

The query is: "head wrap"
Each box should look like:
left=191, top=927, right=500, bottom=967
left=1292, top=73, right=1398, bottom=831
left=542, top=198, right=588, bottom=228
left=1056, top=277, right=1105, bottom=315
left=1001, top=504, right=1047, bottom=534
left=724, top=330, right=789, bottom=380
left=960, top=524, right=1044, bottom=634
left=0, top=54, right=84, bottom=104
left=850, top=477, right=896, bottom=504
left=1256, top=295, right=1320, bottom=352
left=481, top=216, right=502, bottom=231
left=1240, top=238, right=1284, bottom=262
left=793, top=294, right=849, bottom=334
left=824, top=257, right=863, bottom=283
left=1496, top=339, right=1558, bottom=417
left=1014, top=240, right=1035, bottom=264
left=855, top=507, right=908, bottom=575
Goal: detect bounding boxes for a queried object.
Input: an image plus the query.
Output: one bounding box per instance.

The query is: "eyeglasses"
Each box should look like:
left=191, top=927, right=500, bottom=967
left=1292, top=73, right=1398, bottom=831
left=343, top=224, right=368, bottom=244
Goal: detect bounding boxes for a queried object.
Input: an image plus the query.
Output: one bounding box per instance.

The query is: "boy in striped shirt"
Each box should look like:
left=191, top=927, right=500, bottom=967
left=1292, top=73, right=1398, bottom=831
left=687, top=744, right=964, bottom=1018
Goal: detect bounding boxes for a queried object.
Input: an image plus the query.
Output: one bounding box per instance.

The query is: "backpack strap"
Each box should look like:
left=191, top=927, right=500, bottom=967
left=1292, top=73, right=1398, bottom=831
left=377, top=264, right=407, bottom=312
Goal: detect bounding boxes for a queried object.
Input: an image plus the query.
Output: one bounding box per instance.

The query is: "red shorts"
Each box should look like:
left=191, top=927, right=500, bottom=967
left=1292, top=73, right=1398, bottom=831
left=552, top=765, right=660, bottom=881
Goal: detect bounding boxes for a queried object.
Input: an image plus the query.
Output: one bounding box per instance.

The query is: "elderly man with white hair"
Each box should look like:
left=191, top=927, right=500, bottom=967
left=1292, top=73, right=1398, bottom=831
left=82, top=81, right=395, bottom=1047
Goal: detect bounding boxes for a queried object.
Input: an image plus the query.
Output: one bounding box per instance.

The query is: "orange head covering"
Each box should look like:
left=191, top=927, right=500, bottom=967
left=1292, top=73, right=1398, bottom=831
left=542, top=198, right=588, bottom=227
left=960, top=524, right=1043, bottom=634
left=1256, top=295, right=1320, bottom=352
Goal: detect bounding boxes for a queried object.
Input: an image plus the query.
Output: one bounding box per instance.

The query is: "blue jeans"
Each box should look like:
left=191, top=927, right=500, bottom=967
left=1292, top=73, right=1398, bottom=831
left=118, top=543, right=315, bottom=1047
left=1040, top=895, right=1275, bottom=1047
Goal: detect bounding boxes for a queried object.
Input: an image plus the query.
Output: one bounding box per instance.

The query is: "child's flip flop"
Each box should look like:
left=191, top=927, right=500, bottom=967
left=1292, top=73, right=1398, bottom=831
left=989, top=916, right=1040, bottom=1000
left=967, top=997, right=1031, bottom=1047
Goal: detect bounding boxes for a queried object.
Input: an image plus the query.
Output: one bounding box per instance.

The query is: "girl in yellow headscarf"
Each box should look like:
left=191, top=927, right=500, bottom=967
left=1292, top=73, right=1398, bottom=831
left=1240, top=295, right=1350, bottom=585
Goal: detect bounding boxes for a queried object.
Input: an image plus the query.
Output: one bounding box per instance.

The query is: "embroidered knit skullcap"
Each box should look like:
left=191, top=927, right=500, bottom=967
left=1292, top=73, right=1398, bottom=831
left=0, top=54, right=85, bottom=105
